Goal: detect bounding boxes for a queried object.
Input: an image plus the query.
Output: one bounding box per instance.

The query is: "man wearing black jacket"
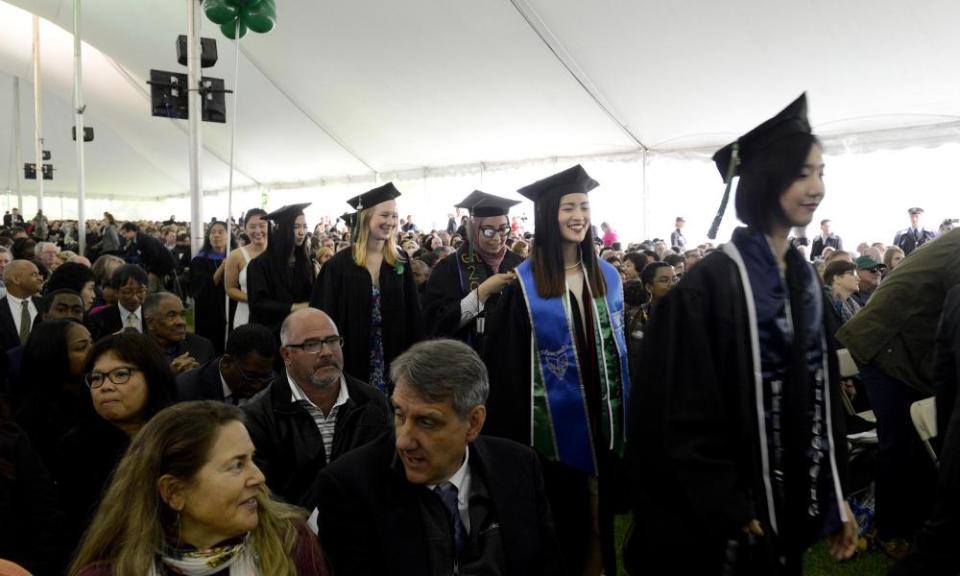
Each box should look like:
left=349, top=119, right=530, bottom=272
left=242, top=308, right=391, bottom=506
left=120, top=222, right=177, bottom=292
left=176, top=323, right=277, bottom=405
left=312, top=339, right=561, bottom=576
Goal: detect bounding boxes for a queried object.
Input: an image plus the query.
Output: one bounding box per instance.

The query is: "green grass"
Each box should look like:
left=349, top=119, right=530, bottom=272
left=614, top=515, right=893, bottom=575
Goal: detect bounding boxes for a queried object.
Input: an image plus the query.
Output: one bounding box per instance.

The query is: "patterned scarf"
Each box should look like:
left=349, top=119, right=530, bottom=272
left=469, top=217, right=507, bottom=273
left=152, top=535, right=258, bottom=576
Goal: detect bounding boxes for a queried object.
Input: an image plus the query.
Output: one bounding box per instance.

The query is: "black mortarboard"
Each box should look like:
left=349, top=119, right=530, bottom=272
left=707, top=93, right=811, bottom=239
left=346, top=182, right=401, bottom=212
left=455, top=190, right=520, bottom=218
left=517, top=164, right=598, bottom=203
left=338, top=212, right=357, bottom=229
left=264, top=202, right=310, bottom=223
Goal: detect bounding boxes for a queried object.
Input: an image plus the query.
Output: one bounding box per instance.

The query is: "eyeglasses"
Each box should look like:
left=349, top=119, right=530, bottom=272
left=285, top=336, right=344, bottom=354
left=85, top=366, right=140, bottom=389
left=233, top=362, right=277, bottom=385
left=479, top=226, right=511, bottom=239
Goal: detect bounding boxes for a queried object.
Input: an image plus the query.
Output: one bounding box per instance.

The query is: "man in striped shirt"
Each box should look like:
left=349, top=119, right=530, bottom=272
left=243, top=308, right=392, bottom=506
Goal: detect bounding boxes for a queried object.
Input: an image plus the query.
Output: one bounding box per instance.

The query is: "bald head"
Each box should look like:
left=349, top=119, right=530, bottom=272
left=280, top=307, right=337, bottom=346
left=280, top=307, right=344, bottom=391
left=4, top=260, right=43, bottom=298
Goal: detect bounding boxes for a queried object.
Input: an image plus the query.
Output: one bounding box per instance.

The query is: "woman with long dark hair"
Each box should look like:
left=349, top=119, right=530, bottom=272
left=310, top=183, right=422, bottom=392
left=14, top=318, right=93, bottom=470
left=247, top=204, right=313, bottom=336
left=224, top=208, right=268, bottom=329
left=189, top=221, right=229, bottom=354
left=56, top=332, right=177, bottom=551
left=626, top=94, right=857, bottom=575
left=483, top=165, right=630, bottom=575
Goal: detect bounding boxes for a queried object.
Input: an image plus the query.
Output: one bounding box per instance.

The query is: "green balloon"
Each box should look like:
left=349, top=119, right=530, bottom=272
left=204, top=0, right=238, bottom=25
left=242, top=0, right=275, bottom=34
left=219, top=18, right=248, bottom=40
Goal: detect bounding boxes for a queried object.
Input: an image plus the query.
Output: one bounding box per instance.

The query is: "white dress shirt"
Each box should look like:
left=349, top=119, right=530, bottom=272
left=428, top=446, right=472, bottom=533
left=6, top=293, right=38, bottom=336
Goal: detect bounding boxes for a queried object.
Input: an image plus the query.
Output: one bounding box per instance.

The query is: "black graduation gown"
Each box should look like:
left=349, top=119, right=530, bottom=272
left=247, top=251, right=314, bottom=336
left=309, top=249, right=423, bottom=386
left=420, top=247, right=523, bottom=351
left=189, top=255, right=226, bottom=355
left=624, top=248, right=849, bottom=576
left=483, top=277, right=624, bottom=574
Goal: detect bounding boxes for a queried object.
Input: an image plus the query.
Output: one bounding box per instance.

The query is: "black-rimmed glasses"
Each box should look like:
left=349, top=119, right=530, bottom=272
left=479, top=226, right=511, bottom=239
left=85, top=367, right=139, bottom=389
left=285, top=336, right=344, bottom=354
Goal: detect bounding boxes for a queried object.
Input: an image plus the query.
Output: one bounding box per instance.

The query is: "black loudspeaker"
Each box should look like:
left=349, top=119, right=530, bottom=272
left=42, top=150, right=51, bottom=160
left=177, top=35, right=218, bottom=68
left=200, top=77, right=226, bottom=123
left=72, top=126, right=95, bottom=142
left=24, top=163, right=53, bottom=180
left=149, top=70, right=189, bottom=120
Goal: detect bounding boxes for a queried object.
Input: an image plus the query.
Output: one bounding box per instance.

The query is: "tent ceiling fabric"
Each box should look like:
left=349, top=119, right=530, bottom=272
left=2, top=0, right=960, bottom=200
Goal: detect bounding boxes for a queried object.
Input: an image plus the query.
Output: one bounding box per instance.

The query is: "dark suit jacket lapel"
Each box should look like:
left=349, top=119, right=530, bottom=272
left=469, top=438, right=524, bottom=574
left=0, top=297, right=19, bottom=347
left=385, top=451, right=432, bottom=571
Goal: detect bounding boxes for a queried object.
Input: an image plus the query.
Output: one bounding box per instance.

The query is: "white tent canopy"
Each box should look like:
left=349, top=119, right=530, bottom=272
left=1, top=0, right=959, bottom=241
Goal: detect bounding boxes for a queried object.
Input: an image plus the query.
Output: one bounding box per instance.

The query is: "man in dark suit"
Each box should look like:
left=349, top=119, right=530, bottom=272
left=243, top=308, right=392, bottom=506
left=176, top=323, right=277, bottom=405
left=811, top=218, right=843, bottom=260
left=0, top=260, right=43, bottom=352
left=313, top=339, right=561, bottom=576
left=143, top=292, right=214, bottom=376
left=894, top=207, right=938, bottom=256
left=88, top=264, right=148, bottom=338
left=120, top=222, right=177, bottom=291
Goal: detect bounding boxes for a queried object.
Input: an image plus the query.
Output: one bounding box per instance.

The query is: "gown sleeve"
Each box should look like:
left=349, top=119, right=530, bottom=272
left=247, top=256, right=291, bottom=326
left=482, top=281, right=533, bottom=444
left=420, top=255, right=465, bottom=339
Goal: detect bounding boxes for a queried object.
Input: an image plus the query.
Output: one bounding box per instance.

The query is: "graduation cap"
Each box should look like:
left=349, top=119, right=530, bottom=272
left=517, top=164, right=598, bottom=204
left=264, top=202, right=310, bottom=224
left=707, top=93, right=811, bottom=239
left=338, top=212, right=357, bottom=229
left=455, top=190, right=520, bottom=218
left=346, top=182, right=401, bottom=212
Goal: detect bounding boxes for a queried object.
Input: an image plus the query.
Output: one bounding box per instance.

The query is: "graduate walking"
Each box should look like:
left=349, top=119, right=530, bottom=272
left=626, top=94, right=858, bottom=575
left=483, top=165, right=630, bottom=575
left=310, top=183, right=423, bottom=392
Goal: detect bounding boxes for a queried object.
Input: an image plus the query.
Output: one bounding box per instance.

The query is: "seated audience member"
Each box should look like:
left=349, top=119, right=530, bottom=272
left=822, top=259, right=861, bottom=335
left=0, top=245, right=12, bottom=298
left=243, top=308, right=391, bottom=506
left=5, top=290, right=86, bottom=398
left=89, top=254, right=125, bottom=312
left=663, top=252, right=686, bottom=278
left=511, top=239, right=529, bottom=259
left=89, top=264, right=148, bottom=337
left=411, top=258, right=431, bottom=294
left=313, top=339, right=561, bottom=576
left=837, top=229, right=960, bottom=553
left=143, top=292, right=215, bottom=375
left=46, top=263, right=96, bottom=312
left=177, top=323, right=278, bottom=405
left=884, top=245, right=905, bottom=272
left=0, top=260, right=43, bottom=352
left=890, top=286, right=960, bottom=576
left=851, top=254, right=885, bottom=307
left=639, top=261, right=676, bottom=327
left=13, top=318, right=92, bottom=469
left=69, top=401, right=327, bottom=576
left=0, top=417, right=64, bottom=576
left=56, top=332, right=176, bottom=550
left=621, top=252, right=645, bottom=282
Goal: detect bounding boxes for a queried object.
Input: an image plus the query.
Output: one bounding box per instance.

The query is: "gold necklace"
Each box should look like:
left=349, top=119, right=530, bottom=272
left=565, top=260, right=582, bottom=271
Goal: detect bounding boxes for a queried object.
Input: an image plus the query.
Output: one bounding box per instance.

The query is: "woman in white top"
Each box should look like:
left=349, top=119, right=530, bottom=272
left=224, top=208, right=268, bottom=328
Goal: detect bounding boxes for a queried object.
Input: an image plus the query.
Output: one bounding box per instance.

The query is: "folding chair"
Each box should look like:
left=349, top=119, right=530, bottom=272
left=910, top=396, right=939, bottom=467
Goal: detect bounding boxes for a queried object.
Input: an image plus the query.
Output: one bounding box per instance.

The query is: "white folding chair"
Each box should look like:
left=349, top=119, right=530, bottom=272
left=910, top=396, right=939, bottom=467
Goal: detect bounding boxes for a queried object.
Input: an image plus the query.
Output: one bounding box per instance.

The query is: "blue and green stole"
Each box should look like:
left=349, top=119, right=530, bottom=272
left=515, top=258, right=630, bottom=475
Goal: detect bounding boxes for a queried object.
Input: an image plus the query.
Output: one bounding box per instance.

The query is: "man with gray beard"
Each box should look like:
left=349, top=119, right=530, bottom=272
left=242, top=307, right=392, bottom=505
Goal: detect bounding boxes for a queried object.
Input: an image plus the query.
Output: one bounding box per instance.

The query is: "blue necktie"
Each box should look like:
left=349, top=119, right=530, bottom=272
left=434, top=483, right=467, bottom=554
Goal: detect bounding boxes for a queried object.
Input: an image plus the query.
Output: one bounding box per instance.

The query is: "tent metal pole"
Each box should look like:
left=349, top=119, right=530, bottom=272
left=13, top=77, right=22, bottom=213
left=74, top=0, right=86, bottom=255
left=224, top=34, right=241, bottom=348
left=32, top=15, right=44, bottom=213
left=187, top=0, right=203, bottom=259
